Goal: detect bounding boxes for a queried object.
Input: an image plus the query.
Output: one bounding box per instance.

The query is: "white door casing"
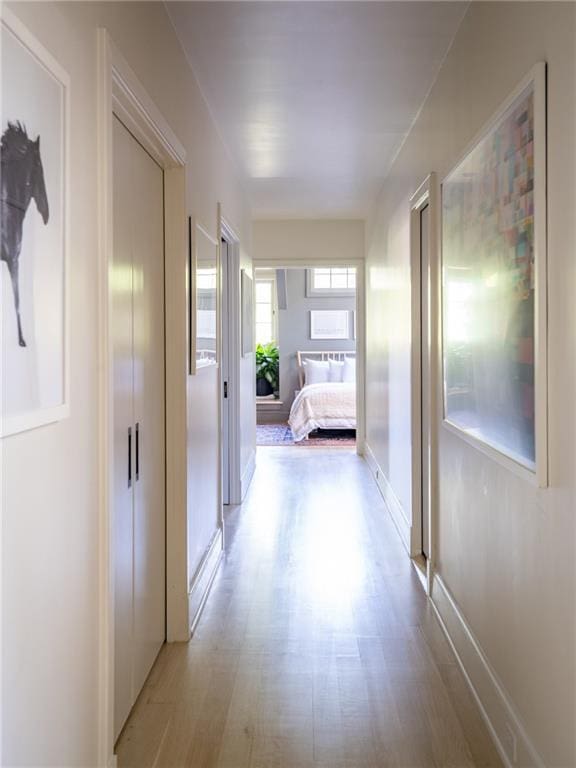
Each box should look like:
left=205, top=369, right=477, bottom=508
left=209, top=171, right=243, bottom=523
left=410, top=173, right=439, bottom=595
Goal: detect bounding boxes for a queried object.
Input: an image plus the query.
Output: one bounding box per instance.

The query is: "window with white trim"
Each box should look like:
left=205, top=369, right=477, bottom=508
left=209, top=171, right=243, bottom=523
left=306, top=267, right=356, bottom=296
left=255, top=271, right=277, bottom=345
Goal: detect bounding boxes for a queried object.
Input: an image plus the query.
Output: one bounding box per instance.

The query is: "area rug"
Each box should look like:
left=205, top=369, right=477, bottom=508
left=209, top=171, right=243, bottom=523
left=257, top=424, right=356, bottom=447
left=257, top=424, right=294, bottom=445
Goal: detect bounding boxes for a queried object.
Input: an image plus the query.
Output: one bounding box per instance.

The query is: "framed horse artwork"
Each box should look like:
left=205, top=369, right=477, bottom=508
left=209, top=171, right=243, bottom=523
left=1, top=10, right=69, bottom=436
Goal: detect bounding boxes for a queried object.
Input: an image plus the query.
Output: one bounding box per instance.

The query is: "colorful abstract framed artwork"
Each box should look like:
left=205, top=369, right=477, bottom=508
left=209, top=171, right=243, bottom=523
left=1, top=10, right=70, bottom=436
left=441, top=63, right=547, bottom=486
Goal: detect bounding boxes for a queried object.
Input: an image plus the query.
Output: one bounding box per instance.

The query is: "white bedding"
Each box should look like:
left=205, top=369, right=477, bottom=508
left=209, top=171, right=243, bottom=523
left=288, top=382, right=356, bottom=442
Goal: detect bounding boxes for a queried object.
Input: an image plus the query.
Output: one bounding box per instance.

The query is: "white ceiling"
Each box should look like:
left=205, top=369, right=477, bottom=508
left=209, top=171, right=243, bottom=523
left=166, top=2, right=467, bottom=219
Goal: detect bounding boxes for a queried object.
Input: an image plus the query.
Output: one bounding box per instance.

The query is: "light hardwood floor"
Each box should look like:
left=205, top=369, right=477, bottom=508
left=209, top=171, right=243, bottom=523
left=117, top=447, right=503, bottom=768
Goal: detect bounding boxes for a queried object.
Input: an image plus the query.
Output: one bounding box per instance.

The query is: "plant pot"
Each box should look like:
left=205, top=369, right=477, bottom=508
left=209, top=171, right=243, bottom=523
left=256, top=377, right=273, bottom=396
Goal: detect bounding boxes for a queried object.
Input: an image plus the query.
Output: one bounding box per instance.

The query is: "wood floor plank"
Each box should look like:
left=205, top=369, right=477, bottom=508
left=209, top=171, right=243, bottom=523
left=117, top=447, right=502, bottom=768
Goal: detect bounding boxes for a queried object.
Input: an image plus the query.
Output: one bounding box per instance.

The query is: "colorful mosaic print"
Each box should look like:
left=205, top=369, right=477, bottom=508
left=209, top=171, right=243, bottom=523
left=442, top=84, right=538, bottom=468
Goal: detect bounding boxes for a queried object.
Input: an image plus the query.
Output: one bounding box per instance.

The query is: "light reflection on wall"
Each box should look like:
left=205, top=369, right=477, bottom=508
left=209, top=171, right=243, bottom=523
left=444, top=273, right=475, bottom=344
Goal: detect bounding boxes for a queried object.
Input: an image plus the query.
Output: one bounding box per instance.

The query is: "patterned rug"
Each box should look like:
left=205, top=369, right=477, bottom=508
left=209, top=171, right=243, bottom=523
left=257, top=424, right=356, bottom=447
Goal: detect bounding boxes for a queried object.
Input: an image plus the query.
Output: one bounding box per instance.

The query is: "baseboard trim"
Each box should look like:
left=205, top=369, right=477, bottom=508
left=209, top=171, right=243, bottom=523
left=431, top=575, right=545, bottom=768
left=241, top=449, right=256, bottom=500
left=364, top=442, right=411, bottom=553
left=188, top=528, right=223, bottom=635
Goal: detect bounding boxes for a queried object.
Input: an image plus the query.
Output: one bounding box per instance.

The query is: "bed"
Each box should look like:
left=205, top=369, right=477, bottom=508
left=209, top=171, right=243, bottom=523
left=288, top=351, right=356, bottom=442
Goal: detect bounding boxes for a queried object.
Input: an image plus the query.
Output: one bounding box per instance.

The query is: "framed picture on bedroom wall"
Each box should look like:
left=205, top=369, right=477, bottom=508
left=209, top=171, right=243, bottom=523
left=310, top=310, right=350, bottom=340
left=441, top=62, right=547, bottom=486
left=1, top=10, right=70, bottom=437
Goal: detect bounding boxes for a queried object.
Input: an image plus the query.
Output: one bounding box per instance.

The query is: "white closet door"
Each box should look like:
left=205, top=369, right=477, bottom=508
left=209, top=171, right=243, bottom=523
left=112, top=116, right=166, bottom=741
left=112, top=116, right=135, bottom=740
left=131, top=134, right=166, bottom=694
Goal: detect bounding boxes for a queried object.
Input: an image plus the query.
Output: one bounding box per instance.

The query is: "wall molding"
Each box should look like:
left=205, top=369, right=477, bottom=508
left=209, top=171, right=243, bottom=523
left=241, top=449, right=256, bottom=500
left=364, top=443, right=410, bottom=553
left=431, top=575, right=545, bottom=768
left=188, top=529, right=223, bottom=635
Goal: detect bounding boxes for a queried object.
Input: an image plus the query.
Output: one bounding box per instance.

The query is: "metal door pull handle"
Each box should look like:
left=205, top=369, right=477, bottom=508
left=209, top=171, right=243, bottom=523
left=128, top=427, right=132, bottom=488
left=135, top=422, right=140, bottom=481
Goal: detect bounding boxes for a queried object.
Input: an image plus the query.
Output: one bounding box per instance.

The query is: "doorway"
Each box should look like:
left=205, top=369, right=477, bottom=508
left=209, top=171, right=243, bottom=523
left=419, top=203, right=430, bottom=560
left=410, top=174, right=437, bottom=588
left=254, top=265, right=362, bottom=450
left=218, top=213, right=242, bottom=507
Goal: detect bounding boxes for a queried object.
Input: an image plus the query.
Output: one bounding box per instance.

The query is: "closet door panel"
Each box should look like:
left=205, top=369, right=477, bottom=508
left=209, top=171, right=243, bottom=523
left=131, top=137, right=166, bottom=694
left=112, top=116, right=135, bottom=740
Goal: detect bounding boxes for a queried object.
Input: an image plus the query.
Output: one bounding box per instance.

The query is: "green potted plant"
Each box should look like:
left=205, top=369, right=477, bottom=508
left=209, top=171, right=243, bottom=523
left=255, top=342, right=279, bottom=397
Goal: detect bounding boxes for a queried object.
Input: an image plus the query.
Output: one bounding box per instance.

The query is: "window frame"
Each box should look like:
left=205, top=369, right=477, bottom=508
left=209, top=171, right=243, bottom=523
left=305, top=267, right=356, bottom=297
left=254, top=269, right=278, bottom=346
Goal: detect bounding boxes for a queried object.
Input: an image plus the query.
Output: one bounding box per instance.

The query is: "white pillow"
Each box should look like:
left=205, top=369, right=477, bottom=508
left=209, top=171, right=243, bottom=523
left=343, top=356, right=356, bottom=383
left=328, top=359, right=344, bottom=383
left=303, top=359, right=329, bottom=385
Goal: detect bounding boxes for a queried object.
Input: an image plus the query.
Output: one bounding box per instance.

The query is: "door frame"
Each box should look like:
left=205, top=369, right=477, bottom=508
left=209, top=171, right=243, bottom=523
left=218, top=207, right=242, bottom=507
left=409, top=173, right=438, bottom=596
left=97, top=30, right=189, bottom=767
left=252, top=257, right=366, bottom=454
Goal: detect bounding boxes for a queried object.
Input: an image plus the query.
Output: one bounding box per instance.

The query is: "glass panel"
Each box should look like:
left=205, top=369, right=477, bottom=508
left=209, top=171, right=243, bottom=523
left=255, top=281, right=271, bottom=302
left=332, top=274, right=348, bottom=289
left=255, top=323, right=272, bottom=345
left=256, top=304, right=271, bottom=324
left=348, top=272, right=356, bottom=288
left=313, top=273, right=331, bottom=289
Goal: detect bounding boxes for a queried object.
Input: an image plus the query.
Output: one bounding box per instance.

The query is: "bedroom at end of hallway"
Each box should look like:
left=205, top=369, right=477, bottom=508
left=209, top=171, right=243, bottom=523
left=254, top=266, right=357, bottom=450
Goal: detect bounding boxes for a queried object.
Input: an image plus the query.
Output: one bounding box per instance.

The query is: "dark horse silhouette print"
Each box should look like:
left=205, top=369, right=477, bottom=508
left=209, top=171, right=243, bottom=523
left=1, top=121, right=50, bottom=347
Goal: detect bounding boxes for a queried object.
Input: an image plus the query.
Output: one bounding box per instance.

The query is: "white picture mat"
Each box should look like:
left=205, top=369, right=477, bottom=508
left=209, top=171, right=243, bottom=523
left=310, top=310, right=350, bottom=340
left=440, top=63, right=547, bottom=486
left=1, top=11, right=69, bottom=436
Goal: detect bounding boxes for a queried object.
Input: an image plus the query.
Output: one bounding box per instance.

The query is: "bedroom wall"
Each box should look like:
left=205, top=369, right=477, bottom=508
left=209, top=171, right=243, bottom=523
left=1, top=2, right=253, bottom=765
left=364, top=2, right=575, bottom=766
left=276, top=269, right=355, bottom=419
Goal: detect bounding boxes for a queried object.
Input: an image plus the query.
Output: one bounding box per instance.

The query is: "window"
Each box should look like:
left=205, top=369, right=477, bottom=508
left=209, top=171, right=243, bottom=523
left=306, top=267, right=356, bottom=296
left=255, top=271, right=277, bottom=345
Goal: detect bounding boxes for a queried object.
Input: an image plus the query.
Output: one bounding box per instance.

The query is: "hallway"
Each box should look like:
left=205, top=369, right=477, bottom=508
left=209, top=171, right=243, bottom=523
left=117, top=448, right=502, bottom=768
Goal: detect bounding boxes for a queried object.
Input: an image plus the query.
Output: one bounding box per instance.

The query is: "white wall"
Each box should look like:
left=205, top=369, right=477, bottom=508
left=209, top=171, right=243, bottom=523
left=1, top=2, right=253, bottom=765
left=253, top=219, right=365, bottom=266
left=365, top=3, right=575, bottom=766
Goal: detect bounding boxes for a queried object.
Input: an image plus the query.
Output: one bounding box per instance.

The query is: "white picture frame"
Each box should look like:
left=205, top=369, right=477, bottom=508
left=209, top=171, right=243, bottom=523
left=310, top=310, right=350, bottom=340
left=1, top=10, right=70, bottom=437
left=189, top=217, right=219, bottom=374
left=441, top=63, right=547, bottom=486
